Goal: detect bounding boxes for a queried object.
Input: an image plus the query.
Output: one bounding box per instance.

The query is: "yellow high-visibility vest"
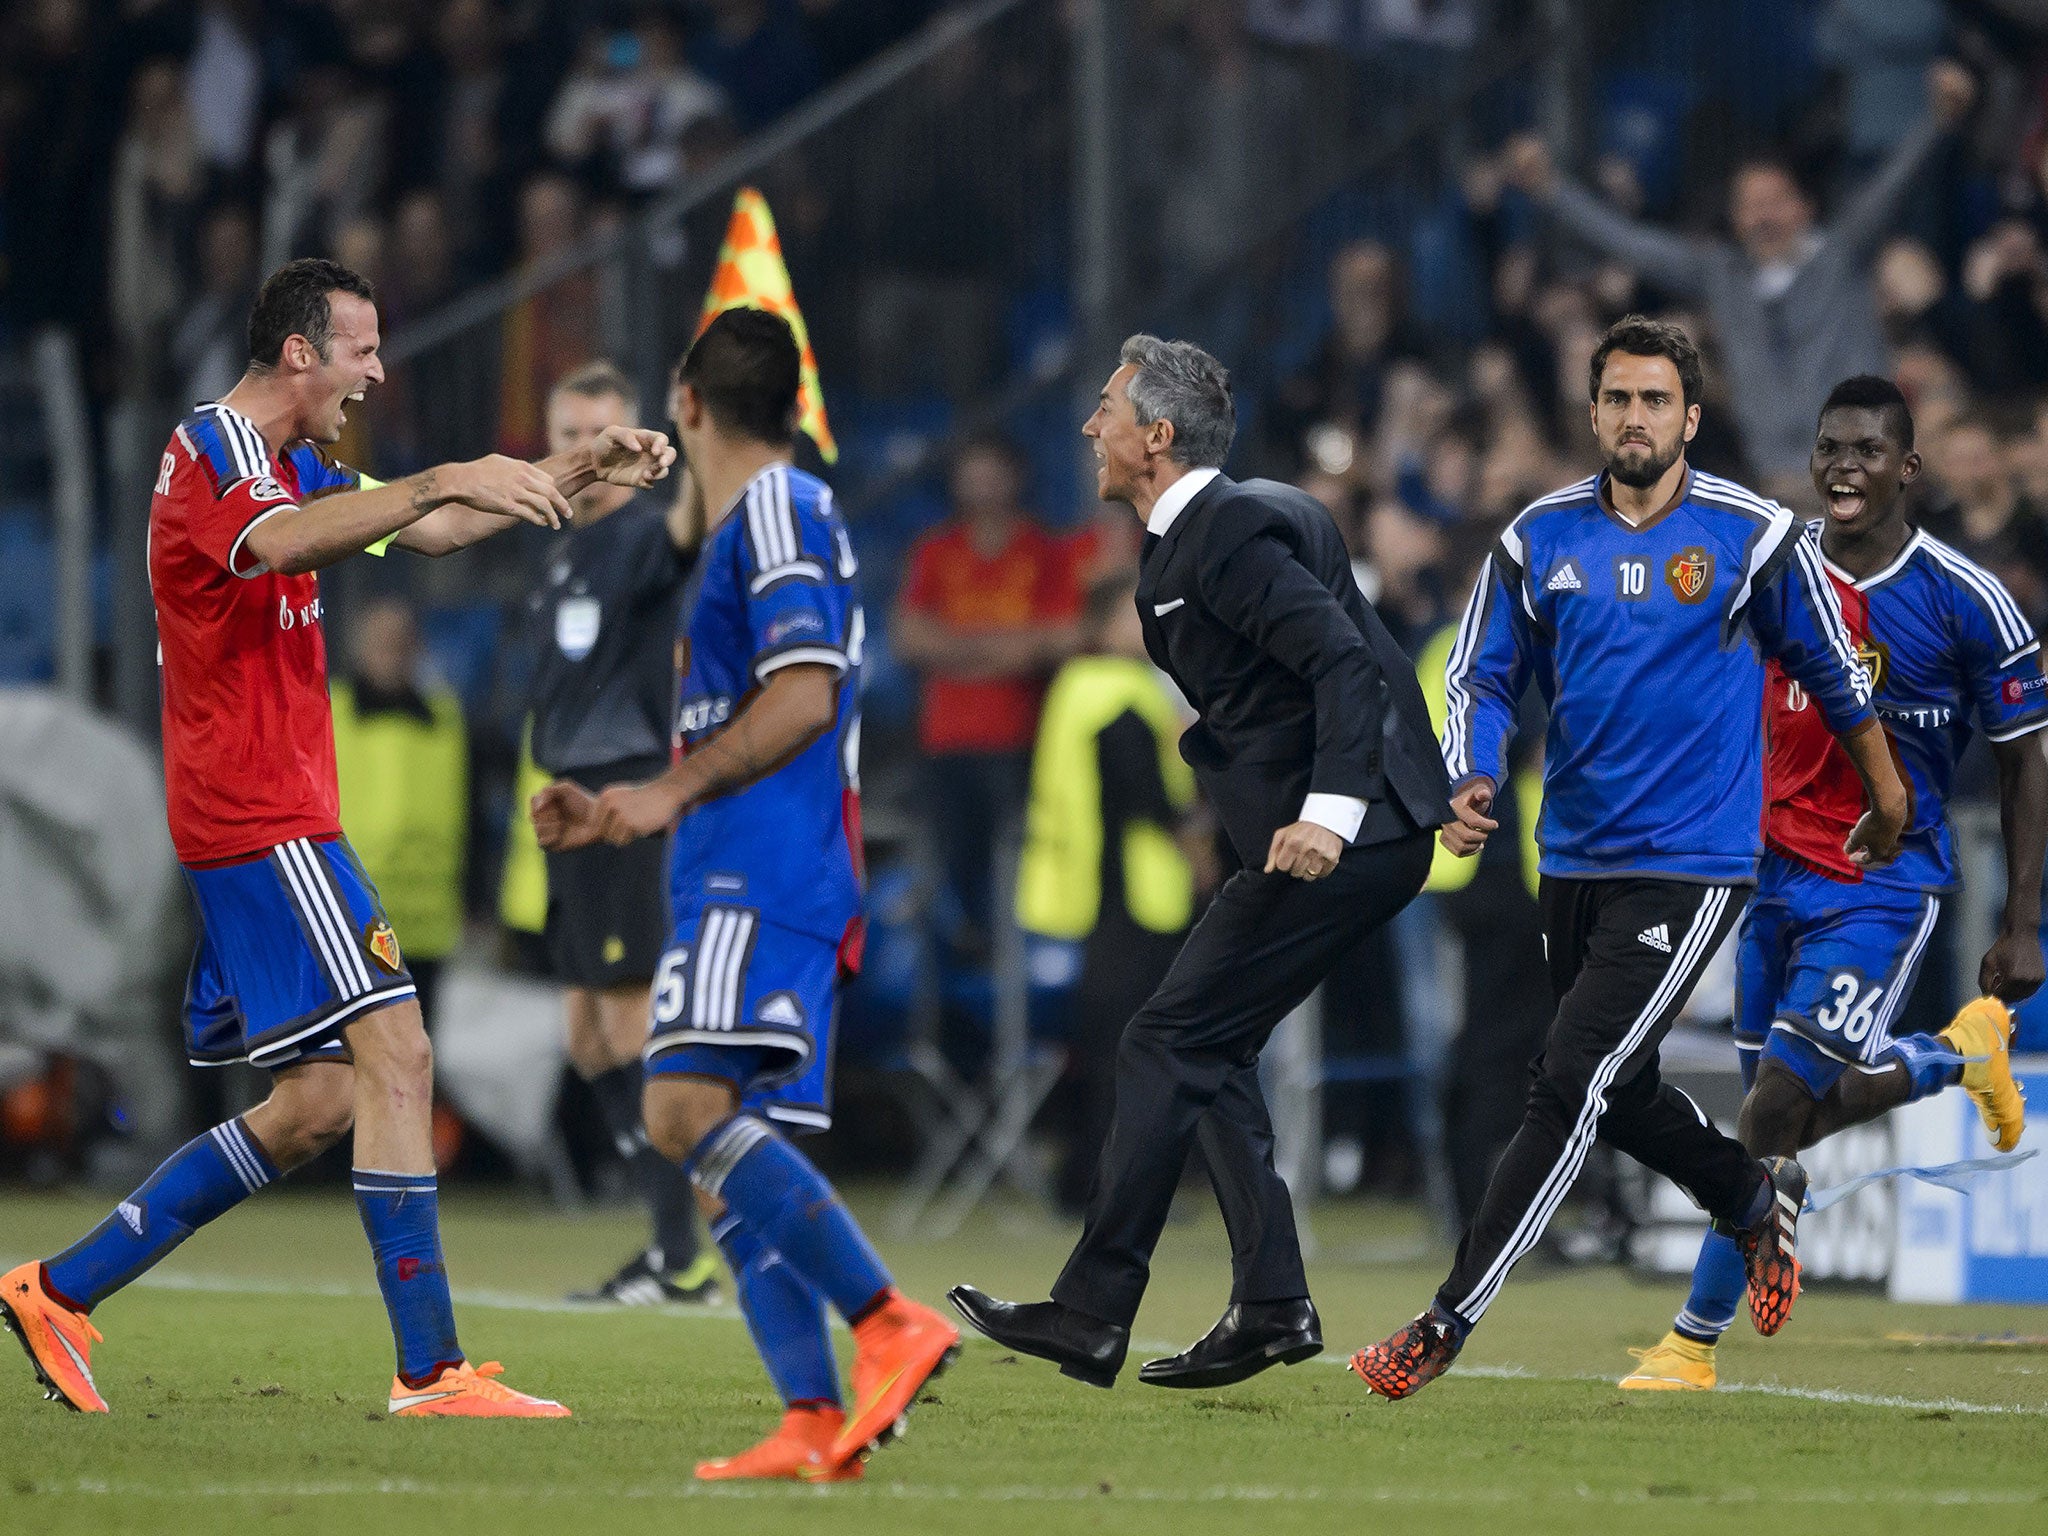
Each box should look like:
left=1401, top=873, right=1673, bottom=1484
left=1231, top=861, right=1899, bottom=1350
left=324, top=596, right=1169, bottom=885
left=1415, top=623, right=1542, bottom=898
left=330, top=681, right=468, bottom=960
left=498, top=723, right=551, bottom=936
left=1017, top=655, right=1195, bottom=940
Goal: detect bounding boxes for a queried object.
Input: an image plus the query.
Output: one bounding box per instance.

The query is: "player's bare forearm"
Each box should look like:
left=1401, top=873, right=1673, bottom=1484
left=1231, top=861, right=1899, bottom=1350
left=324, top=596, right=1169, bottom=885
left=1838, top=718, right=1909, bottom=851
left=1989, top=736, right=2047, bottom=1001
left=244, top=468, right=462, bottom=574
left=392, top=501, right=527, bottom=557
left=666, top=463, right=707, bottom=555
left=663, top=664, right=840, bottom=817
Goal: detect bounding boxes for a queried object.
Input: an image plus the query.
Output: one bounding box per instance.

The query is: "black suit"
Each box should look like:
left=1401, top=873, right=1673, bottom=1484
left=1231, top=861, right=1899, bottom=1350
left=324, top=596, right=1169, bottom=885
left=1050, top=473, right=1451, bottom=1329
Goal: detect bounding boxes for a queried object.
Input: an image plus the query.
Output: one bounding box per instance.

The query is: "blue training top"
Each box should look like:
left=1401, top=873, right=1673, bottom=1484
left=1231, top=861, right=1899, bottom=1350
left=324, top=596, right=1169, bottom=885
left=1443, top=468, right=1874, bottom=885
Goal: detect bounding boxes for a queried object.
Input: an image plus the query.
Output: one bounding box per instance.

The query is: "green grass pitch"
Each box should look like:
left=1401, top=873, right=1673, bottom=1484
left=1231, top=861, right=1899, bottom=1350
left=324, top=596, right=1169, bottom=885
left=2, top=1186, right=2044, bottom=1535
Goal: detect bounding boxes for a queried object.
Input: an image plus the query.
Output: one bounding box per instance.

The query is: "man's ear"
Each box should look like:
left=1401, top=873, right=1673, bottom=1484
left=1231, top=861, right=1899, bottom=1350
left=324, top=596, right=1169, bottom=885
left=1682, top=402, right=1701, bottom=443
left=1148, top=416, right=1177, bottom=461
left=1900, top=449, right=1923, bottom=486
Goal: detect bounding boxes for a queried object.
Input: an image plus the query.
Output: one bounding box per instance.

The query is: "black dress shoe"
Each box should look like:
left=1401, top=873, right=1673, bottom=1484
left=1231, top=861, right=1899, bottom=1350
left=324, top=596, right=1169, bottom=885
left=947, top=1285, right=1129, bottom=1389
left=1138, top=1298, right=1322, bottom=1389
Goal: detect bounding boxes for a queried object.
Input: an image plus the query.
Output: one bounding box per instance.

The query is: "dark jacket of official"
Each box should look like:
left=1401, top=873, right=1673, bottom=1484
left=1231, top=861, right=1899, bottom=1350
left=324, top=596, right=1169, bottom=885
left=1135, top=472, right=1452, bottom=868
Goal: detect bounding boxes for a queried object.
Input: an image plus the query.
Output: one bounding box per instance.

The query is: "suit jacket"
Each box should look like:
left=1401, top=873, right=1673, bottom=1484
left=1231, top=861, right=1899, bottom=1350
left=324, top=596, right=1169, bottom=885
left=1136, top=473, right=1452, bottom=868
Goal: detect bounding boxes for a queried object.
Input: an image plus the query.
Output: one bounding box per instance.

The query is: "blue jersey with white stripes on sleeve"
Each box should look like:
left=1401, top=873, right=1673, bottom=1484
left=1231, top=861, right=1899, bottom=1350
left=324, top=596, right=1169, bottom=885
left=669, top=463, right=865, bottom=953
left=1442, top=468, right=1874, bottom=884
left=1820, top=527, right=2048, bottom=893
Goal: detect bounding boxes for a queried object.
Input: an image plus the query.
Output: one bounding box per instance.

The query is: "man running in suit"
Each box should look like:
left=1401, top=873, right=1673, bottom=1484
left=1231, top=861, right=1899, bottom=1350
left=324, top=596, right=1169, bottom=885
left=950, top=335, right=1450, bottom=1390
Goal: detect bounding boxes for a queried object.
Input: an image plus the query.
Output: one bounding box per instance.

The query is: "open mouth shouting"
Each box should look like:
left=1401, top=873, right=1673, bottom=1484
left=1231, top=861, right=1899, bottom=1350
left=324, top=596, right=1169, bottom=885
left=1824, top=480, right=1867, bottom=522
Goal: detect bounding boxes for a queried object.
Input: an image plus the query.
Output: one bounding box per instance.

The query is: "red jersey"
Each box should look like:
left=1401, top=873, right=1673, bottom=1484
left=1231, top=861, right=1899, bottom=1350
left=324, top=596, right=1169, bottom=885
left=1763, top=564, right=1876, bottom=881
left=149, top=403, right=363, bottom=865
left=899, top=520, right=1081, bottom=754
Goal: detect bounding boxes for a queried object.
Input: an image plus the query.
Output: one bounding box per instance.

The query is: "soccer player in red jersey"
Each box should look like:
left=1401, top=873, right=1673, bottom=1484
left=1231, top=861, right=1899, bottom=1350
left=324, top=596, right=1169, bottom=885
left=1, top=259, right=673, bottom=1418
left=1621, top=376, right=2047, bottom=1390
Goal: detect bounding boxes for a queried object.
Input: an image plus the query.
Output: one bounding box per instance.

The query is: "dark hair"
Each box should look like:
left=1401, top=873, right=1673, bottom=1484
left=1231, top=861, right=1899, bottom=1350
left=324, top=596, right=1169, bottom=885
left=1818, top=374, right=1914, bottom=451
left=952, top=428, right=1027, bottom=481
left=248, top=258, right=375, bottom=369
left=1588, top=314, right=1704, bottom=408
left=677, top=307, right=801, bottom=444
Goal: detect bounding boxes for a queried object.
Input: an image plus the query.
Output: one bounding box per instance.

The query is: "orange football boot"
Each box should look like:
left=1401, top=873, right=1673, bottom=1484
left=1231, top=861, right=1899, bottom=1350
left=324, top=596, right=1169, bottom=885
left=0, top=1262, right=107, bottom=1413
left=827, top=1291, right=960, bottom=1468
left=697, top=1405, right=864, bottom=1482
left=387, top=1361, right=571, bottom=1417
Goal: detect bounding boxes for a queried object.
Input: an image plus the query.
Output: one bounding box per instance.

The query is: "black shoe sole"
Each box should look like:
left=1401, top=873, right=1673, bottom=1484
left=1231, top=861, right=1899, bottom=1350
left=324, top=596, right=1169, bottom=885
left=1138, top=1336, right=1324, bottom=1390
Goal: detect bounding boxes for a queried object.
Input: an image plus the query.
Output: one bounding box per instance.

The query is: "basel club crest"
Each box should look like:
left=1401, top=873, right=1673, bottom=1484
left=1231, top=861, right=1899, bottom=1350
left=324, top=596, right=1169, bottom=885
left=367, top=919, right=403, bottom=973
left=1664, top=547, right=1714, bottom=603
left=1855, top=637, right=1888, bottom=693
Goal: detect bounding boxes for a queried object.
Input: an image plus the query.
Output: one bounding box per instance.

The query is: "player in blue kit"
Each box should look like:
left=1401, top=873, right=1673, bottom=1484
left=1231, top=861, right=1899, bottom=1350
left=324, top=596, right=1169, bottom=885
left=1622, top=375, right=2046, bottom=1390
left=1354, top=317, right=1910, bottom=1400
left=532, top=308, right=957, bottom=1481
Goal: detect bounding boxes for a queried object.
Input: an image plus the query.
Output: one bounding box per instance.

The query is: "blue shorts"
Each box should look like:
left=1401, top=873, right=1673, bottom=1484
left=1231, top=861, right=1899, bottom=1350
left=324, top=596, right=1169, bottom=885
left=643, top=903, right=839, bottom=1134
left=1735, top=856, right=1942, bottom=1091
left=183, top=836, right=416, bottom=1071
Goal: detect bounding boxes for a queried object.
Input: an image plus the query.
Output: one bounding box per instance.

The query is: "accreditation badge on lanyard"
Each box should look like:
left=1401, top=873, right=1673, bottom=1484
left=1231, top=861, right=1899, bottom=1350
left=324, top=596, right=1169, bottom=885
left=556, top=596, right=602, bottom=660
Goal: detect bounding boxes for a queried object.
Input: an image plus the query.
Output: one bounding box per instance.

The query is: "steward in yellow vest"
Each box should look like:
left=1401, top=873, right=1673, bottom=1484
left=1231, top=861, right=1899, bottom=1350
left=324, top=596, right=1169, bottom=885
left=1019, top=568, right=1210, bottom=1212
left=331, top=602, right=469, bottom=980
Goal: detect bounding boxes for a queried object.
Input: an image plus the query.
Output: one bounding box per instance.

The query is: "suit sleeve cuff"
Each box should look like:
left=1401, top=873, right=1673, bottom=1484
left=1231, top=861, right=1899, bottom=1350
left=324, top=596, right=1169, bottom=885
left=1300, top=792, right=1367, bottom=844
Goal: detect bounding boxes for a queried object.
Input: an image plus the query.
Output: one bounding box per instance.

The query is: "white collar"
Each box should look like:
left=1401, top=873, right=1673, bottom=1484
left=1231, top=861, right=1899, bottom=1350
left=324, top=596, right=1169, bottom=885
left=1822, top=528, right=1923, bottom=591
left=1145, top=466, right=1222, bottom=537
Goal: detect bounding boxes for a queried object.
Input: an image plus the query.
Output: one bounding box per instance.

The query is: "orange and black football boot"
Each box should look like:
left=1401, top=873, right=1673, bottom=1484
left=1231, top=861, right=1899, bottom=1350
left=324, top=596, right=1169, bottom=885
left=1350, top=1307, right=1465, bottom=1400
left=1727, top=1156, right=1806, bottom=1336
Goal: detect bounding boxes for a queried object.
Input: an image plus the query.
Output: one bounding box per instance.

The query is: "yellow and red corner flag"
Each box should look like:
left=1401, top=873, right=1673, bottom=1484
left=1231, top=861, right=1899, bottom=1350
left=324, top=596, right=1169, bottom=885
left=698, top=187, right=837, bottom=463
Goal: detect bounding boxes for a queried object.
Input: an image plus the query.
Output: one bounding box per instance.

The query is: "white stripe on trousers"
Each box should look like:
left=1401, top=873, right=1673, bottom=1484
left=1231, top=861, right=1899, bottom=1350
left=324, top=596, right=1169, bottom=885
left=277, top=840, right=372, bottom=996
left=1456, top=885, right=1730, bottom=1322
left=283, top=839, right=372, bottom=995
left=1865, top=894, right=1940, bottom=1062
left=272, top=842, right=358, bottom=998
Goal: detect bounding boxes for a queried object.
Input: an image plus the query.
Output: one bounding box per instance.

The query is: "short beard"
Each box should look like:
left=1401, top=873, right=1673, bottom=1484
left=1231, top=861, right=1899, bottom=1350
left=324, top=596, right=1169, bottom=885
left=1607, top=439, right=1682, bottom=489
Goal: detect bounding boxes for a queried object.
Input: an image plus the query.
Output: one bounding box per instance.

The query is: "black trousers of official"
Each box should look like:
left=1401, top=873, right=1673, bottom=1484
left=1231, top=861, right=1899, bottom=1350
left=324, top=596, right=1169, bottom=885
left=1052, top=830, right=1436, bottom=1329
left=1435, top=876, right=1765, bottom=1327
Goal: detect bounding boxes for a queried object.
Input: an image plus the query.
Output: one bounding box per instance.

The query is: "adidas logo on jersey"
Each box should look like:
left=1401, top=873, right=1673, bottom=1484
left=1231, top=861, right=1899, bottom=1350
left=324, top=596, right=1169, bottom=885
left=1545, top=560, right=1585, bottom=593
left=1637, top=924, right=1672, bottom=953
left=756, top=991, right=807, bottom=1028
left=117, top=1201, right=144, bottom=1236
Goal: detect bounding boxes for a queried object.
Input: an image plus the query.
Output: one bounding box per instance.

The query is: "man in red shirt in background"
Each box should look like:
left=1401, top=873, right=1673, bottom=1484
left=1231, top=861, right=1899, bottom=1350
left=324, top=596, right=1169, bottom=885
left=893, top=433, right=1082, bottom=955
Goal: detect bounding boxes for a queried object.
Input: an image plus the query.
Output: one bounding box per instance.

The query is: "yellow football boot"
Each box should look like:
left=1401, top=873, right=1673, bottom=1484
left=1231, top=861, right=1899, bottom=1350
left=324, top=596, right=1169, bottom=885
left=1940, top=997, right=2025, bottom=1152
left=0, top=1261, right=108, bottom=1412
left=1618, top=1330, right=1716, bottom=1391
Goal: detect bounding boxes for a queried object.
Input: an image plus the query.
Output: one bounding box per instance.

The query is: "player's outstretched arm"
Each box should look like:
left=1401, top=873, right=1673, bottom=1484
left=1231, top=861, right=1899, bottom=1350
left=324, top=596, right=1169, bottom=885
left=394, top=426, right=676, bottom=557
left=532, top=663, right=839, bottom=850
left=1837, top=719, right=1908, bottom=867
left=243, top=457, right=572, bottom=575
left=1981, top=732, right=2048, bottom=1001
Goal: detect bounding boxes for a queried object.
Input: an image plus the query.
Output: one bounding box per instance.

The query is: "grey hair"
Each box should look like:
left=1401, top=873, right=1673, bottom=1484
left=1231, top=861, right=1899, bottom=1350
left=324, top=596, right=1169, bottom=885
left=1119, top=334, right=1235, bottom=468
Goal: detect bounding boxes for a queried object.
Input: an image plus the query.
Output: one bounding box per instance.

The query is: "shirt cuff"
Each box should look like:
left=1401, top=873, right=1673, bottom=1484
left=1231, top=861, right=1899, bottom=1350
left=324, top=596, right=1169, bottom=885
left=1300, top=792, right=1367, bottom=844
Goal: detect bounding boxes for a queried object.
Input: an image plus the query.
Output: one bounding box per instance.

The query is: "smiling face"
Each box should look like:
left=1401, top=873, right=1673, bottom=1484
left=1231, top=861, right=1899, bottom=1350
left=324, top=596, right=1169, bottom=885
left=1590, top=351, right=1698, bottom=490
left=1083, top=363, right=1169, bottom=506
left=291, top=292, right=384, bottom=444
left=1811, top=404, right=1918, bottom=536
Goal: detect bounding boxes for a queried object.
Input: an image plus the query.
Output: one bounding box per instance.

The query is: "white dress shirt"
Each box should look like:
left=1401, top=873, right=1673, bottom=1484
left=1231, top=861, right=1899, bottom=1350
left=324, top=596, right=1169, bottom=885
left=1144, top=465, right=1368, bottom=845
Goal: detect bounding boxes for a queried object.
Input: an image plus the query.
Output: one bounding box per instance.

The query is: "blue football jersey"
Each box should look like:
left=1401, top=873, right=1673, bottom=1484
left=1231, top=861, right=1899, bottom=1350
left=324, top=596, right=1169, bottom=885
left=1444, top=469, right=1874, bottom=884
left=1823, top=527, right=2048, bottom=893
left=670, top=463, right=864, bottom=949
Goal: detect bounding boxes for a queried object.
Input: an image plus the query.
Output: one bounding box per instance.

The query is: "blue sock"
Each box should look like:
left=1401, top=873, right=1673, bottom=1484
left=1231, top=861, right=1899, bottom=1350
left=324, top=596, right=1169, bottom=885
left=1673, top=1229, right=1746, bottom=1343
left=687, top=1116, right=891, bottom=1320
left=354, top=1170, right=462, bottom=1387
left=711, top=1211, right=840, bottom=1407
left=44, top=1117, right=278, bottom=1312
left=1884, top=1034, right=1965, bottom=1101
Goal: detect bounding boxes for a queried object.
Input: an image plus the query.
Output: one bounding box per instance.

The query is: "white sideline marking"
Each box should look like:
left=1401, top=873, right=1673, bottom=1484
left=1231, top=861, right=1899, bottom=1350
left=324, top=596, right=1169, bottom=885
left=10, top=1262, right=2043, bottom=1419
left=29, top=1478, right=2048, bottom=1506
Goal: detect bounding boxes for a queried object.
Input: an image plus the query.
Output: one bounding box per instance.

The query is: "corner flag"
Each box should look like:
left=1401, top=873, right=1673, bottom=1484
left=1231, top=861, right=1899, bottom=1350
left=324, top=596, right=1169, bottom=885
left=699, top=188, right=837, bottom=463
